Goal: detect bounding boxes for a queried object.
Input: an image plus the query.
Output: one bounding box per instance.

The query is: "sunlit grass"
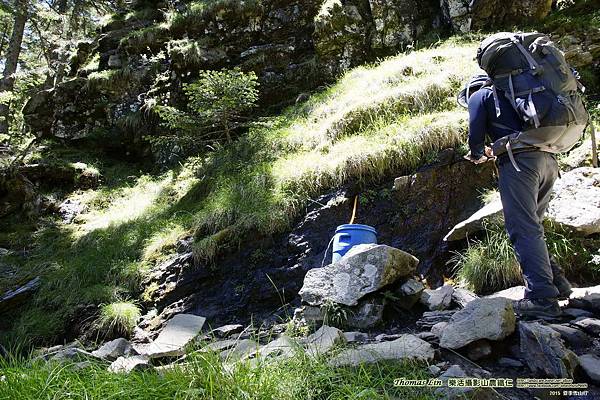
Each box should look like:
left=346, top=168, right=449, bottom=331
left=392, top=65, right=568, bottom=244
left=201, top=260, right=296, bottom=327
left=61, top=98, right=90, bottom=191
left=0, top=345, right=436, bottom=400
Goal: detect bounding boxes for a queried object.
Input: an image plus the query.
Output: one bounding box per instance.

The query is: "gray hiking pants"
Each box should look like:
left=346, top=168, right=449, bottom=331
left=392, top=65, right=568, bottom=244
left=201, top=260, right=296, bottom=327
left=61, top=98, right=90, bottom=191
left=496, top=151, right=560, bottom=299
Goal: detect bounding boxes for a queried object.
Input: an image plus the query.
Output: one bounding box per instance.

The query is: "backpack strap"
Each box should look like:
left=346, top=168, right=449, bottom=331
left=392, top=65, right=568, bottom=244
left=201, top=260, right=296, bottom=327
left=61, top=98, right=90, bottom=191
left=506, top=140, right=522, bottom=172
left=510, top=35, right=540, bottom=73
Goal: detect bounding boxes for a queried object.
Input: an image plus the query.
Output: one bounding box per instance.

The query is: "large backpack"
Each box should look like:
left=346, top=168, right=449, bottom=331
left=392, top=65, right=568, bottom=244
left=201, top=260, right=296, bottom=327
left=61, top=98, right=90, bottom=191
left=476, top=32, right=589, bottom=170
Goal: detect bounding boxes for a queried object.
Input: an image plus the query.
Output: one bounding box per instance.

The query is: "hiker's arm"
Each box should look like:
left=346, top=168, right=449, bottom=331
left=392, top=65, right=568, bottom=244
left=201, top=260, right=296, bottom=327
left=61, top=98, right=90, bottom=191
left=467, top=90, right=487, bottom=160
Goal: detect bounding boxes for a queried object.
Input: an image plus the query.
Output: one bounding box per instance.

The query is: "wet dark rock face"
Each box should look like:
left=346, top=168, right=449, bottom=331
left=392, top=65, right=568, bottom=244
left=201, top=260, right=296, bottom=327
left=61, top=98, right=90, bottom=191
left=143, top=152, right=496, bottom=329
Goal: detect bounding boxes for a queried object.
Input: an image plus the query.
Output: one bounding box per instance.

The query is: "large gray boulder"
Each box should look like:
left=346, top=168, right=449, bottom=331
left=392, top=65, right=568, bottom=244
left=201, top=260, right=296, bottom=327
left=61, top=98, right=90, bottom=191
left=445, top=167, right=600, bottom=241
left=299, top=244, right=418, bottom=306
left=329, top=334, right=434, bottom=367
left=547, top=167, right=600, bottom=236
left=518, top=321, right=578, bottom=378
left=439, top=297, right=516, bottom=349
left=444, top=197, right=503, bottom=241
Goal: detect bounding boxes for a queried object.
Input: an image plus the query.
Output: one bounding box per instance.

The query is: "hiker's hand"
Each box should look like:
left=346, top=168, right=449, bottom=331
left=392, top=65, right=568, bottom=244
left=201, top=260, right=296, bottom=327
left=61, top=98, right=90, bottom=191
left=484, top=146, right=494, bottom=158
left=464, top=152, right=488, bottom=164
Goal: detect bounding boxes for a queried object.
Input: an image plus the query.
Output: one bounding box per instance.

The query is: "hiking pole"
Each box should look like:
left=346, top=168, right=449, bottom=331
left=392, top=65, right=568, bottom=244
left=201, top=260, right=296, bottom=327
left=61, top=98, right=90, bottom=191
left=591, top=120, right=598, bottom=168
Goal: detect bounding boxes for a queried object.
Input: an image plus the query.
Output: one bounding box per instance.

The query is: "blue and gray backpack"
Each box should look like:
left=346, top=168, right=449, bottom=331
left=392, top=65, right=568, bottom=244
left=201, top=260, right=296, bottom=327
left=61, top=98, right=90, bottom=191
left=461, top=32, right=591, bottom=170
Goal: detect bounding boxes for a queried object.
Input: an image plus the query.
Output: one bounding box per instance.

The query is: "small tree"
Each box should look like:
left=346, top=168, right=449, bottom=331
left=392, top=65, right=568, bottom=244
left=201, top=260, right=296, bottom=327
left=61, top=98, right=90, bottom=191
left=156, top=67, right=259, bottom=145
left=184, top=68, right=259, bottom=143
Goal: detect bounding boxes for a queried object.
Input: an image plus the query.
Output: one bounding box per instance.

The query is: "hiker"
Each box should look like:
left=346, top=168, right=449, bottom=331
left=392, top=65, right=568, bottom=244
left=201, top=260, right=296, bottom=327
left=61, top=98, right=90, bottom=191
left=458, top=33, right=589, bottom=319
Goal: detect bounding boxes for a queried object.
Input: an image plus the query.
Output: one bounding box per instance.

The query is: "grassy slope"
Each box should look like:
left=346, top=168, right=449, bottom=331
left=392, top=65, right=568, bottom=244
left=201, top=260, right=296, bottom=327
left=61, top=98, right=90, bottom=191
left=0, top=348, right=436, bottom=400
left=1, top=38, right=481, bottom=346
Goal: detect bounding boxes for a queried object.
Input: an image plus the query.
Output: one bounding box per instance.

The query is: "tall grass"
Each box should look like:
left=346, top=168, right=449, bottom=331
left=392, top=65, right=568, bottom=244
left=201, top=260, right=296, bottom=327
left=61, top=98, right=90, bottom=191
left=0, top=347, right=435, bottom=400
left=450, top=221, right=523, bottom=295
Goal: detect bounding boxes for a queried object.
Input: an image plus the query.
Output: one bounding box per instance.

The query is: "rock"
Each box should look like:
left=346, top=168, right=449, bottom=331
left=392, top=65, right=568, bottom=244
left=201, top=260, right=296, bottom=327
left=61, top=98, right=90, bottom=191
left=107, top=54, right=122, bottom=69
left=441, top=0, right=552, bottom=33
left=249, top=335, right=299, bottom=361
left=578, top=354, right=600, bottom=383
left=48, top=347, right=95, bottom=363
left=416, top=310, right=456, bottom=329
left=58, top=199, right=85, bottom=223
left=92, top=338, right=134, bottom=361
left=547, top=168, right=600, bottom=236
left=346, top=297, right=386, bottom=329
left=560, top=137, right=597, bottom=171
left=452, top=287, right=479, bottom=308
left=220, top=339, right=258, bottom=361
left=428, top=365, right=441, bottom=376
left=299, top=244, right=418, bottom=307
left=313, top=0, right=370, bottom=78
left=305, top=325, right=346, bottom=357
left=210, top=324, right=244, bottom=339
left=420, top=284, right=454, bottom=311
left=486, top=286, right=525, bottom=301
left=329, top=334, right=434, bottom=367
left=0, top=277, right=41, bottom=314
left=135, top=314, right=206, bottom=358
left=395, top=278, right=424, bottom=309
left=444, top=197, right=503, bottom=241
left=562, top=308, right=593, bottom=319
left=518, top=321, right=578, bottom=378
left=548, top=324, right=592, bottom=348
left=301, top=305, right=325, bottom=326
left=498, top=357, right=523, bottom=368
left=343, top=331, right=369, bottom=343
left=439, top=298, right=516, bottom=349
left=569, top=290, right=600, bottom=314
left=415, top=331, right=437, bottom=342
left=430, top=322, right=448, bottom=338
left=108, top=355, right=151, bottom=373
left=435, top=364, right=501, bottom=399
left=445, top=168, right=600, bottom=240
left=467, top=340, right=492, bottom=361
left=571, top=318, right=600, bottom=337
left=368, top=0, right=438, bottom=51
left=564, top=46, right=594, bottom=68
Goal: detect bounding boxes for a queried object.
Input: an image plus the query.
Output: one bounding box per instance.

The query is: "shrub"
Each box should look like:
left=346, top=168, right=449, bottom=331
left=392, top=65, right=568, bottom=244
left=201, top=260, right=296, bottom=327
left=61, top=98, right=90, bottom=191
left=450, top=222, right=523, bottom=294
left=95, top=301, right=141, bottom=338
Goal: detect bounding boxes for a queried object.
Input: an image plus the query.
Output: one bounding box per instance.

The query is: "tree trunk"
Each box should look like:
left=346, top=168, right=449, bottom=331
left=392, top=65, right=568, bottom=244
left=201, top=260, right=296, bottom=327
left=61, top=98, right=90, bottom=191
left=0, top=0, right=28, bottom=135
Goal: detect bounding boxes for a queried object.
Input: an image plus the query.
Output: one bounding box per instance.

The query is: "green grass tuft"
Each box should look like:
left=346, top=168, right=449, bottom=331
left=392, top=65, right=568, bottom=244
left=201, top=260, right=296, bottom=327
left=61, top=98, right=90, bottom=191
left=96, top=301, right=141, bottom=338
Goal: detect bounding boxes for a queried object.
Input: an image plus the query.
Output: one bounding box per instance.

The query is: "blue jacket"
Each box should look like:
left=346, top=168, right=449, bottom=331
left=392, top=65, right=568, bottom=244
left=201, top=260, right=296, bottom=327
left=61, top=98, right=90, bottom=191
left=468, top=87, right=524, bottom=158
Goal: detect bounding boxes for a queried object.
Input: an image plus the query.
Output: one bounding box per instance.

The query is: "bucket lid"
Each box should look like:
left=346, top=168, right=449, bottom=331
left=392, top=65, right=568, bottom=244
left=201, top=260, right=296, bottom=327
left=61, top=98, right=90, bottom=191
left=335, top=224, right=377, bottom=235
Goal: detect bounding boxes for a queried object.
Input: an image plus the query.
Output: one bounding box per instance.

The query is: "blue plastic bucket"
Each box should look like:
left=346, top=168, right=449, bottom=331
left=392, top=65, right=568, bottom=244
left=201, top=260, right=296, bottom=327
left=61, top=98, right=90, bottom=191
left=332, top=224, right=377, bottom=263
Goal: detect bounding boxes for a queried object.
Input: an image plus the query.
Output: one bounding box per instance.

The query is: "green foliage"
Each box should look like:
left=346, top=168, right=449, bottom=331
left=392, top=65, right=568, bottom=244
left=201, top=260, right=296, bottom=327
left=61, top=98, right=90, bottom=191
left=95, top=301, right=141, bottom=338
left=151, top=67, right=259, bottom=160
left=0, top=346, right=435, bottom=400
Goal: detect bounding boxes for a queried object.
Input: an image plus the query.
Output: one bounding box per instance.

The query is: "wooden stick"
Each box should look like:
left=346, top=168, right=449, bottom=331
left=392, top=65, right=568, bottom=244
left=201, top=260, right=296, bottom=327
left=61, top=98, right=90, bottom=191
left=349, top=195, right=358, bottom=224
left=591, top=120, right=598, bottom=168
